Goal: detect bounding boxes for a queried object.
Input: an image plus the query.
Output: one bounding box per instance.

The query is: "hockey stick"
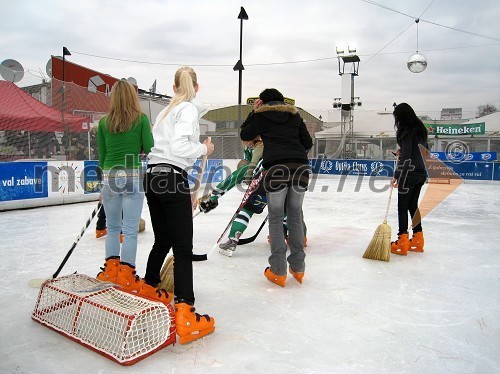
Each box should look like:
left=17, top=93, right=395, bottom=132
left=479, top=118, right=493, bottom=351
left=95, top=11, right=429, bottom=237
left=238, top=214, right=268, bottom=245
left=158, top=169, right=265, bottom=290
left=190, top=171, right=266, bottom=261
left=28, top=202, right=101, bottom=288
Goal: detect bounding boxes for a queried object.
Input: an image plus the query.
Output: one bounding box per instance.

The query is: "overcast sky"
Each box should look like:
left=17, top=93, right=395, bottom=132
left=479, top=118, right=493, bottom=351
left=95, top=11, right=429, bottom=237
left=2, top=0, right=500, bottom=120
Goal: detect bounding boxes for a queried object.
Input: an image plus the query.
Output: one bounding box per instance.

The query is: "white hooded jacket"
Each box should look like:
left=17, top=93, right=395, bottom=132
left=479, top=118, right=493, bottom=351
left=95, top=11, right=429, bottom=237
left=148, top=98, right=208, bottom=170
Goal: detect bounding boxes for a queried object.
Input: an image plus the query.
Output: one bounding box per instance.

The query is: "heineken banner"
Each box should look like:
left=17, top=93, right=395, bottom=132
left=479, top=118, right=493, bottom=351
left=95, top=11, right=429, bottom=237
left=424, top=122, right=485, bottom=136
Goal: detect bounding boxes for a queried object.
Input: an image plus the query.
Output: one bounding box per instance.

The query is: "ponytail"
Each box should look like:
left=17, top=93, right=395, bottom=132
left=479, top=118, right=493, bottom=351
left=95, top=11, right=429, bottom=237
left=156, top=66, right=197, bottom=124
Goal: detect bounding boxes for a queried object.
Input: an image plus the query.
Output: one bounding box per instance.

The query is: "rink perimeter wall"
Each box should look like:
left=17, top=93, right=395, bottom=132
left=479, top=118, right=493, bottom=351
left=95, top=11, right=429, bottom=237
left=1, top=158, right=499, bottom=211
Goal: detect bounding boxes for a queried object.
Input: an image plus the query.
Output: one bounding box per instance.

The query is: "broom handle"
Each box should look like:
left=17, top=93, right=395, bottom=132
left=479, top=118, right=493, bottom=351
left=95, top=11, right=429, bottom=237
left=383, top=185, right=394, bottom=224
left=192, top=137, right=211, bottom=211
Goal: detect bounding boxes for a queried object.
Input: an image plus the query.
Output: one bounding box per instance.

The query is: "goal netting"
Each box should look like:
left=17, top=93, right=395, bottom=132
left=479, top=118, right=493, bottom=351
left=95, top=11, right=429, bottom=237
left=32, top=274, right=175, bottom=366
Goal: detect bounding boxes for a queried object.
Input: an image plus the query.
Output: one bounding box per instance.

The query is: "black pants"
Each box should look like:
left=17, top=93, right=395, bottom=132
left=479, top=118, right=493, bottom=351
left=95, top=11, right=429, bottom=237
left=143, top=171, right=195, bottom=304
left=96, top=203, right=107, bottom=230
left=397, top=172, right=427, bottom=235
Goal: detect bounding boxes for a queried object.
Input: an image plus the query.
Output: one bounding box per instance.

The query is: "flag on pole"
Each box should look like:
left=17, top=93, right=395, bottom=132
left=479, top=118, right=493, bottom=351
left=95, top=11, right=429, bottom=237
left=149, top=79, right=156, bottom=93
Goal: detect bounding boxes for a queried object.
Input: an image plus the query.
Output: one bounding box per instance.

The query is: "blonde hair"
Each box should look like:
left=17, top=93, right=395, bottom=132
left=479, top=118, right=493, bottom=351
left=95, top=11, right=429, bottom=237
left=105, top=80, right=142, bottom=133
left=157, top=66, right=197, bottom=123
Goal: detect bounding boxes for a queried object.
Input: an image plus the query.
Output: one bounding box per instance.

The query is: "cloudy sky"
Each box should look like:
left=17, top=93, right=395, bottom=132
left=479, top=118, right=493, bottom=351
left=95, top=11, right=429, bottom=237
left=2, top=0, right=500, bottom=120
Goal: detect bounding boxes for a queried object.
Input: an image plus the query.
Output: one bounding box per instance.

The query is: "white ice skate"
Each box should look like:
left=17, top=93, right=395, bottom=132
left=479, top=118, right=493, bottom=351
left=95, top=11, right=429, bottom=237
left=218, top=232, right=242, bottom=257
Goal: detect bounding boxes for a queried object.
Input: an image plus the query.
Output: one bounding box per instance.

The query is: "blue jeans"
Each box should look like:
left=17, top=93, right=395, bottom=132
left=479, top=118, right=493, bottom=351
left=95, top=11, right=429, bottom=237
left=267, top=185, right=306, bottom=275
left=101, top=174, right=144, bottom=266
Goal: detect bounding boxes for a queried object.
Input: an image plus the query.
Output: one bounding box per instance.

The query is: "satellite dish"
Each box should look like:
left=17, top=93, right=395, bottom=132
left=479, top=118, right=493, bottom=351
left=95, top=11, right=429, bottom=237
left=46, top=59, right=52, bottom=77
left=0, top=59, right=24, bottom=82
left=126, top=77, right=138, bottom=86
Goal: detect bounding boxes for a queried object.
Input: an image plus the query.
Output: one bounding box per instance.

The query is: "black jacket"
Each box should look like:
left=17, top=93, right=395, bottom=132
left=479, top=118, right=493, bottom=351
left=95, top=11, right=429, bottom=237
left=240, top=102, right=313, bottom=169
left=394, top=130, right=428, bottom=181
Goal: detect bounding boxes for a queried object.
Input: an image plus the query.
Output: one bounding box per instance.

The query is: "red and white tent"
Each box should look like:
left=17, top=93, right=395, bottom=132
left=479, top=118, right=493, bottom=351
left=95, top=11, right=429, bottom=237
left=0, top=80, right=88, bottom=132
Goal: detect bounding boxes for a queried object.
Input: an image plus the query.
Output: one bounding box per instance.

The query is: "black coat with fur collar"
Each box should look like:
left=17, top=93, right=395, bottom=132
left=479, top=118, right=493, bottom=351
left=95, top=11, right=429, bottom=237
left=240, top=102, right=313, bottom=169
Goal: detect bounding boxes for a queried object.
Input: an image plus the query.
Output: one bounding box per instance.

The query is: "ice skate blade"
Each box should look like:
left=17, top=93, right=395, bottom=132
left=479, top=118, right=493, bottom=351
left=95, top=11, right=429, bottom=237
left=178, top=326, right=215, bottom=344
left=409, top=247, right=424, bottom=253
left=391, top=249, right=407, bottom=256
left=218, top=248, right=234, bottom=257
left=289, top=268, right=304, bottom=284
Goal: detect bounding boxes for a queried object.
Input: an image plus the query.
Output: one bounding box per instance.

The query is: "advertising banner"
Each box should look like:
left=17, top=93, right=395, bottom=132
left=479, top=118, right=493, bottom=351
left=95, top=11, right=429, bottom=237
left=46, top=161, right=86, bottom=196
left=446, top=161, right=493, bottom=181
left=493, top=163, right=500, bottom=181
left=310, top=159, right=396, bottom=177
left=190, top=159, right=224, bottom=185
left=424, top=122, right=485, bottom=136
left=429, top=151, right=496, bottom=162
left=83, top=161, right=101, bottom=193
left=0, top=162, right=48, bottom=201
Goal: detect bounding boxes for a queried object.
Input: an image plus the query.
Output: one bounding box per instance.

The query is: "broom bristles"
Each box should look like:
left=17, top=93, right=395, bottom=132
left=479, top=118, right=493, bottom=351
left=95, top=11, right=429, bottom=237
left=363, top=222, right=391, bottom=262
left=158, top=256, right=174, bottom=293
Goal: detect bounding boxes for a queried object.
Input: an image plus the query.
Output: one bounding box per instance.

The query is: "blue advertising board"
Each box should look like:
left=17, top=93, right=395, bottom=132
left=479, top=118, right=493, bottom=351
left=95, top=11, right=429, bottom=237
left=310, top=159, right=396, bottom=177
left=445, top=161, right=493, bottom=181
left=189, top=159, right=224, bottom=185
left=83, top=160, right=101, bottom=193
left=429, top=151, right=496, bottom=162
left=493, top=162, right=500, bottom=181
left=0, top=162, right=48, bottom=201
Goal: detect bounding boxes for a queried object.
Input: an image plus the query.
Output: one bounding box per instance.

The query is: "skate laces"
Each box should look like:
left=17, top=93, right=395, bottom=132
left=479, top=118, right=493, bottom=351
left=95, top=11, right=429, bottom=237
left=187, top=306, right=211, bottom=322
left=155, top=288, right=170, bottom=298
left=194, top=310, right=211, bottom=322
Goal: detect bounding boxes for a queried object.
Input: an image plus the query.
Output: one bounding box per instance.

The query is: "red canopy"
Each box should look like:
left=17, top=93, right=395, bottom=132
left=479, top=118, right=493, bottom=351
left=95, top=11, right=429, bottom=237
left=0, top=80, right=88, bottom=132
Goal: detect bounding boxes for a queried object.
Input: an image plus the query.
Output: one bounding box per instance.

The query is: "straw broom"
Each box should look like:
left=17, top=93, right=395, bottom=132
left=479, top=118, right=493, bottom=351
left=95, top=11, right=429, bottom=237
left=158, top=255, right=174, bottom=292
left=362, top=185, right=394, bottom=262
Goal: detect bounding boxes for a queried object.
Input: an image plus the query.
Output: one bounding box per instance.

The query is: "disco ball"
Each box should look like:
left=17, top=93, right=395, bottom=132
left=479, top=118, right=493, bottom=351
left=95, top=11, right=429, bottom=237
left=407, top=52, right=427, bottom=73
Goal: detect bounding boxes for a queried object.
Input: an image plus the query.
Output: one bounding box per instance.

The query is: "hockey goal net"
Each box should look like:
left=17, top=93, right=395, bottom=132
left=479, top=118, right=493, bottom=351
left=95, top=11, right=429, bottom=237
left=32, top=274, right=175, bottom=365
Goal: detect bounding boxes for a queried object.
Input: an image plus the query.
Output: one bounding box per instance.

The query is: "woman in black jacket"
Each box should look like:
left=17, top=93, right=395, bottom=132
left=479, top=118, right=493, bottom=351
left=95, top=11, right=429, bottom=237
left=240, top=88, right=313, bottom=286
left=391, top=103, right=428, bottom=255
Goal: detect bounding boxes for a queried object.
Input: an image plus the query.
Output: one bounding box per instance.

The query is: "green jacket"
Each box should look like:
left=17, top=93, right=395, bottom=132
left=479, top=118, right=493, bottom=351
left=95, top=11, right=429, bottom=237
left=97, top=113, right=153, bottom=170
left=210, top=145, right=263, bottom=200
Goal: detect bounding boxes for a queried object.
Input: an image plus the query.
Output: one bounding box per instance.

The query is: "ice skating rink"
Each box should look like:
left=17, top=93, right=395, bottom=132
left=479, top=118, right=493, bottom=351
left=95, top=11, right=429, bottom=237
left=1, top=176, right=499, bottom=373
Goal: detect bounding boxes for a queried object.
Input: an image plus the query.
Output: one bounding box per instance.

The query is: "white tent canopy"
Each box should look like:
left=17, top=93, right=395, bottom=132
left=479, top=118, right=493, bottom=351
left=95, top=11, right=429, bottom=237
left=315, top=110, right=396, bottom=139
left=463, top=111, right=500, bottom=134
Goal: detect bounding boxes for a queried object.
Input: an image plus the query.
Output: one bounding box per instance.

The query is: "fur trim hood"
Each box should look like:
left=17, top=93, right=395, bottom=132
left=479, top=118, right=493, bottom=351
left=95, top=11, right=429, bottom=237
left=254, top=103, right=298, bottom=115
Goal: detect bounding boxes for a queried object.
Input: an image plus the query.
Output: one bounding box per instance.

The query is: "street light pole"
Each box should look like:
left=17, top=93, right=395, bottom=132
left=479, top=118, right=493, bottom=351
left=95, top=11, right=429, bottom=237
left=62, top=47, right=71, bottom=159
left=233, top=7, right=248, bottom=126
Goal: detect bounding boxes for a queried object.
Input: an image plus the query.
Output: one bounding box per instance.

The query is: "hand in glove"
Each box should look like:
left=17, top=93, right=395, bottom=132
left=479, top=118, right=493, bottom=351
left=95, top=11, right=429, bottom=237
left=199, top=194, right=219, bottom=213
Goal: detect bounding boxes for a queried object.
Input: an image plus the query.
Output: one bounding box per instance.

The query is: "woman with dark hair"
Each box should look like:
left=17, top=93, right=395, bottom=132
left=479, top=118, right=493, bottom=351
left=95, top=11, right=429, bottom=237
left=240, top=88, right=313, bottom=287
left=391, top=102, right=428, bottom=255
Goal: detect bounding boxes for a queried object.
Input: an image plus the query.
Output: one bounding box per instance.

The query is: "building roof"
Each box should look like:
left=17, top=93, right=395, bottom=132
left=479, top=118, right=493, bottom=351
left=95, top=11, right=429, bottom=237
left=202, top=104, right=322, bottom=125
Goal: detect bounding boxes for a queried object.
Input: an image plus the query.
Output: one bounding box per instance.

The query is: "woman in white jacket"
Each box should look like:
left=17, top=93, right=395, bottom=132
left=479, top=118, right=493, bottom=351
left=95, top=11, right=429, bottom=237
left=143, top=66, right=215, bottom=344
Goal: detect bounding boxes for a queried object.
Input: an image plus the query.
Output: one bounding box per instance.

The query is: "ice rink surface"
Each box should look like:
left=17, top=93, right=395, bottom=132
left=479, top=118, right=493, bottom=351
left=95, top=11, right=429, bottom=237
left=1, top=176, right=499, bottom=373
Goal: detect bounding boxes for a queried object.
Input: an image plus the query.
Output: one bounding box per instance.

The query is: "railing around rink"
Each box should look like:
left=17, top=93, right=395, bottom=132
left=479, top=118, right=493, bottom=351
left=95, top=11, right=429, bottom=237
left=0, top=158, right=499, bottom=210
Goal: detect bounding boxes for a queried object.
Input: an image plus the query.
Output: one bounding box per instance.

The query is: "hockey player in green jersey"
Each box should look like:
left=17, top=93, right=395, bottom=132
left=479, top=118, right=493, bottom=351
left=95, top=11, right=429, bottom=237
left=198, top=139, right=307, bottom=257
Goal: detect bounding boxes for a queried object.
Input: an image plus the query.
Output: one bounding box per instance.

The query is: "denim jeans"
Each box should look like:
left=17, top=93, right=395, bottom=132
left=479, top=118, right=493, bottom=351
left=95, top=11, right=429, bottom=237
left=101, top=174, right=144, bottom=266
left=267, top=185, right=306, bottom=275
